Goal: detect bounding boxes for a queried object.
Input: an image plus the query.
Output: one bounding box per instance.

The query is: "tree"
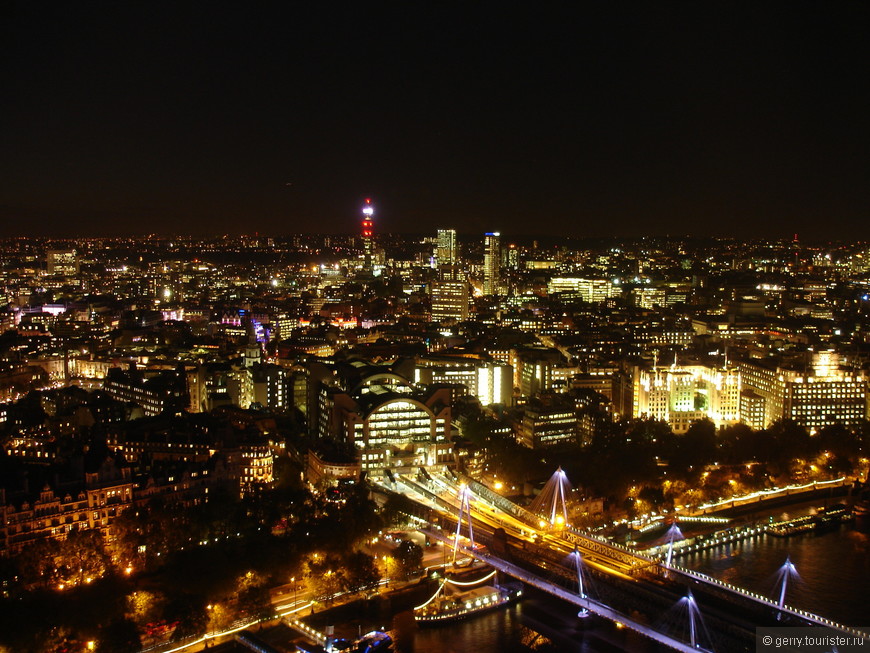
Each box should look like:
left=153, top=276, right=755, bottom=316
left=97, top=618, right=142, bottom=653
left=637, top=486, right=666, bottom=511
left=330, top=484, right=383, bottom=549
left=670, top=419, right=717, bottom=479
left=382, top=493, right=421, bottom=528
left=771, top=419, right=812, bottom=458
left=579, top=418, right=663, bottom=498
left=305, top=553, right=344, bottom=602
left=165, top=595, right=209, bottom=640
left=108, top=507, right=143, bottom=570
left=393, top=540, right=423, bottom=579
left=126, top=590, right=165, bottom=628
left=816, top=424, right=861, bottom=465
left=343, top=551, right=380, bottom=592
left=16, top=536, right=61, bottom=589
left=237, top=584, right=273, bottom=622
left=59, top=528, right=111, bottom=586
left=719, top=423, right=755, bottom=464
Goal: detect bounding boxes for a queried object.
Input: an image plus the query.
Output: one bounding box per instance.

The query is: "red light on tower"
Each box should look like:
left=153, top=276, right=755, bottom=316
left=361, top=199, right=375, bottom=268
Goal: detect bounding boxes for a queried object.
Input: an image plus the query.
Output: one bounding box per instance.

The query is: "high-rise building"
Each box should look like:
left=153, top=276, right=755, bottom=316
left=436, top=229, right=457, bottom=266
left=483, top=232, right=501, bottom=295
left=430, top=279, right=470, bottom=323
left=361, top=198, right=374, bottom=270
left=505, top=243, right=519, bottom=269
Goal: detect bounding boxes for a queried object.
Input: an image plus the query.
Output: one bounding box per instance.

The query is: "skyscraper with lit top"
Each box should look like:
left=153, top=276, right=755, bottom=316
left=361, top=198, right=374, bottom=270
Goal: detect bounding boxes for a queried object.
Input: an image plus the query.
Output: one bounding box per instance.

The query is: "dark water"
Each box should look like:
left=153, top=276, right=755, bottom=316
left=679, top=524, right=870, bottom=627
left=409, top=525, right=869, bottom=652
left=411, top=588, right=665, bottom=653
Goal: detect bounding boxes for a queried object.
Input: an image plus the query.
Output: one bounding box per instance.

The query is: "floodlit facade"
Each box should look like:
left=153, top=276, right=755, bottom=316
left=633, top=363, right=741, bottom=433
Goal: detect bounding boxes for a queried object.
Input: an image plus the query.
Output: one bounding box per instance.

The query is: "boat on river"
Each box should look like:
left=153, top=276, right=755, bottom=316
left=414, top=577, right=522, bottom=624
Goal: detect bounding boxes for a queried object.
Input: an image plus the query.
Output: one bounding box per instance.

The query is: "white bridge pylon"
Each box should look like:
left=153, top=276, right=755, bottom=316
left=665, top=520, right=685, bottom=569
left=570, top=546, right=591, bottom=618
left=452, top=483, right=476, bottom=564
left=529, top=466, right=572, bottom=528
left=774, top=555, right=799, bottom=620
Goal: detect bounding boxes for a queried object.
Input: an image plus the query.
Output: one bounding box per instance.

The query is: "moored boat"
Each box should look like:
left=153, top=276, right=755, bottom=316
left=414, top=582, right=522, bottom=624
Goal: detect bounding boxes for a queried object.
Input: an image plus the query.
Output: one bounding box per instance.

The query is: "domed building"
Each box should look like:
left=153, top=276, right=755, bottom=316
left=318, top=360, right=454, bottom=477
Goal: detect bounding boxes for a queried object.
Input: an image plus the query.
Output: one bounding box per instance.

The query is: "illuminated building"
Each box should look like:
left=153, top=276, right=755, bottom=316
left=414, top=355, right=512, bottom=406
left=273, top=314, right=298, bottom=340
left=634, top=286, right=667, bottom=309
left=102, top=367, right=188, bottom=417
left=738, top=352, right=866, bottom=432
left=46, top=249, right=79, bottom=276
left=238, top=443, right=274, bottom=494
left=633, top=362, right=741, bottom=433
left=3, top=486, right=91, bottom=555
left=516, top=348, right=565, bottom=398
left=505, top=243, right=518, bottom=268
left=518, top=395, right=578, bottom=448
left=430, top=279, right=470, bottom=323
left=306, top=449, right=360, bottom=487
left=436, top=228, right=457, bottom=266
left=483, top=232, right=501, bottom=295
left=318, top=364, right=454, bottom=475
left=361, top=198, right=374, bottom=270
left=2, top=456, right=133, bottom=556
left=251, top=363, right=290, bottom=410
left=571, top=374, right=614, bottom=403
left=547, top=276, right=618, bottom=303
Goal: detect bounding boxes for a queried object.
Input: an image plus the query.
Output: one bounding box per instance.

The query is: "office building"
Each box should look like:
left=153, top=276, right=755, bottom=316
left=46, top=249, right=79, bottom=276
left=483, top=232, right=501, bottom=295
left=738, top=353, right=866, bottom=432
left=318, top=363, right=454, bottom=475
left=430, top=279, right=470, bottom=323
left=414, top=355, right=512, bottom=406
left=436, top=228, right=457, bottom=266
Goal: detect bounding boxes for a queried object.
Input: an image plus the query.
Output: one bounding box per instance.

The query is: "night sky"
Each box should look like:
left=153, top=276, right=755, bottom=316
left=2, top=3, right=869, bottom=240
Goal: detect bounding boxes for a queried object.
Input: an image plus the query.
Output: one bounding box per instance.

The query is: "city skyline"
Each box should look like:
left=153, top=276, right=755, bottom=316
left=3, top=3, right=870, bottom=240
left=1, top=223, right=869, bottom=649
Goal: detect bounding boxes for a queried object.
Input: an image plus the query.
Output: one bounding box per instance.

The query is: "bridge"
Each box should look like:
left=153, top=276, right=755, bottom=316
left=375, top=468, right=868, bottom=652
left=423, top=526, right=710, bottom=653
